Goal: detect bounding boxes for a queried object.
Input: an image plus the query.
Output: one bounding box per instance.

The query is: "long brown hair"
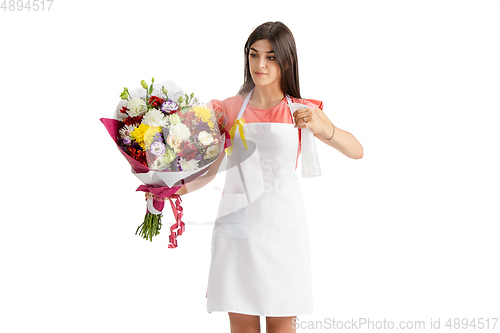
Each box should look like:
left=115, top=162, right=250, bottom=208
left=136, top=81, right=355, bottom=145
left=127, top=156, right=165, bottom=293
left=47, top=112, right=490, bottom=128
left=238, top=21, right=301, bottom=99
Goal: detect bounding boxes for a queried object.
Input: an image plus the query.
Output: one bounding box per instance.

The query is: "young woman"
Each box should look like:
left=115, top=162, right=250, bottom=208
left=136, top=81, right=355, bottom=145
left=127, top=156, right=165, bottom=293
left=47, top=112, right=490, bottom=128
left=147, top=21, right=363, bottom=333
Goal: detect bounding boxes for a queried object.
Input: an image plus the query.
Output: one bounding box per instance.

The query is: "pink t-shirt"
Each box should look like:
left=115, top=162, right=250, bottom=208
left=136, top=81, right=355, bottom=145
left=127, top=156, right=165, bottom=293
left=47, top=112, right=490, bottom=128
left=208, top=95, right=324, bottom=170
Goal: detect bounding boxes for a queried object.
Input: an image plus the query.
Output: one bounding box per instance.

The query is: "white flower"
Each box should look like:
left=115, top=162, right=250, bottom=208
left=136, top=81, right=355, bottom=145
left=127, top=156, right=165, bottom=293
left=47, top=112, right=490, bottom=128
left=179, top=157, right=199, bottom=171
left=142, top=108, right=167, bottom=127
left=167, top=134, right=182, bottom=148
left=161, top=148, right=176, bottom=164
left=204, top=145, right=220, bottom=160
left=126, top=98, right=147, bottom=117
left=198, top=131, right=214, bottom=145
left=151, top=157, right=168, bottom=171
left=168, top=123, right=191, bottom=142
left=168, top=113, right=181, bottom=125
left=149, top=141, right=166, bottom=156
left=119, top=124, right=136, bottom=139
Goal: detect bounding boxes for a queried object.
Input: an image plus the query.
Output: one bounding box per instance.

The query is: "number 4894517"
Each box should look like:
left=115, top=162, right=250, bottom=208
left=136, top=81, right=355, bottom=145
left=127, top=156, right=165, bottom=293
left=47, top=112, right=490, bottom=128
left=1, top=0, right=54, bottom=11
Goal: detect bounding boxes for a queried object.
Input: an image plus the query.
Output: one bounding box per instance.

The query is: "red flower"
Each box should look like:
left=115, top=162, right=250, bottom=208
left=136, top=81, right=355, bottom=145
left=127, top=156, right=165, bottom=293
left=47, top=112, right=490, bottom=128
left=145, top=149, right=158, bottom=165
left=123, top=115, right=144, bottom=126
left=120, top=106, right=129, bottom=114
left=178, top=141, right=196, bottom=160
left=127, top=146, right=147, bottom=167
left=148, top=96, right=165, bottom=109
left=182, top=110, right=196, bottom=126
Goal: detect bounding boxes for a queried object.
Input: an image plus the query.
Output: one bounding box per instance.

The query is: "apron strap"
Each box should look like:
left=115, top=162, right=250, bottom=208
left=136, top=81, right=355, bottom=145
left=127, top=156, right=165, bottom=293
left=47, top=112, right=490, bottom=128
left=285, top=95, right=293, bottom=119
left=237, top=89, right=253, bottom=119
left=226, top=90, right=253, bottom=155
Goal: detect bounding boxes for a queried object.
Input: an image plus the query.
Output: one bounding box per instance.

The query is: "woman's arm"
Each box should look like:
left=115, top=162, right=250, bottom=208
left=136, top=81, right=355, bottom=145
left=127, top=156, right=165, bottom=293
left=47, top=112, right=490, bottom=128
left=293, top=107, right=363, bottom=160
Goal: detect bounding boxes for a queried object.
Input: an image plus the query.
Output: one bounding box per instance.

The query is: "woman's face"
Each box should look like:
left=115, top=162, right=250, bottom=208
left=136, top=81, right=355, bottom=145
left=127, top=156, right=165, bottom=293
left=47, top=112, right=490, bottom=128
left=248, top=39, right=281, bottom=89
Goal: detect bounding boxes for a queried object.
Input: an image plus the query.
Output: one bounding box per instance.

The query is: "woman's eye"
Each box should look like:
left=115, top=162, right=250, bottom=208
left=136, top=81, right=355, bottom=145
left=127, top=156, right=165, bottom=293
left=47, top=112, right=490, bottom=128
left=250, top=53, right=257, bottom=58
left=268, top=56, right=276, bottom=61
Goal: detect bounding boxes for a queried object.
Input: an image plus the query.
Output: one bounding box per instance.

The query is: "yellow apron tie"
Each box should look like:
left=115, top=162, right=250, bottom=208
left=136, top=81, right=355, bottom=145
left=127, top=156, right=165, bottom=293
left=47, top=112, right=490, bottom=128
left=225, top=118, right=247, bottom=155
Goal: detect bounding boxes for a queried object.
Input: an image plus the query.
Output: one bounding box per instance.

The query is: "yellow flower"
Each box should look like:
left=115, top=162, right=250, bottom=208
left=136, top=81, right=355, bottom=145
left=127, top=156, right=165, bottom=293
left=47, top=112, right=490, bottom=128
left=130, top=124, right=148, bottom=149
left=130, top=124, right=161, bottom=149
left=145, top=127, right=161, bottom=149
left=194, top=106, right=215, bottom=129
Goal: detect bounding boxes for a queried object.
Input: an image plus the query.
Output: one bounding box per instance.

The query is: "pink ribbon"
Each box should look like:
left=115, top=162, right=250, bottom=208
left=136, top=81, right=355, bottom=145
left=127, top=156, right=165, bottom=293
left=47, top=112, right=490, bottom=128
left=166, top=194, right=184, bottom=249
left=136, top=184, right=184, bottom=248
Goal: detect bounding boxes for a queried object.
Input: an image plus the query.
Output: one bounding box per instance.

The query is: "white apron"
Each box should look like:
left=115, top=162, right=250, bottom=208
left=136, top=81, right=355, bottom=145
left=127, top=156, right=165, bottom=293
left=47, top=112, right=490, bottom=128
left=206, top=91, right=313, bottom=316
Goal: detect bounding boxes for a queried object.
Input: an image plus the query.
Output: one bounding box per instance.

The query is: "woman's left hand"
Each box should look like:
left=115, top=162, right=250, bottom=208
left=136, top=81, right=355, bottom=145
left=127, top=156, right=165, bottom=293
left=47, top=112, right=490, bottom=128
left=145, top=192, right=169, bottom=202
left=293, top=107, right=329, bottom=135
left=293, top=106, right=363, bottom=159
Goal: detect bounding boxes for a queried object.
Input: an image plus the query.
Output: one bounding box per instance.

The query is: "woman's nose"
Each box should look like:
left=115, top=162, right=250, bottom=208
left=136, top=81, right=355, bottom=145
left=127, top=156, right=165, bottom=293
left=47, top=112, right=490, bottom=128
left=257, top=56, right=266, bottom=68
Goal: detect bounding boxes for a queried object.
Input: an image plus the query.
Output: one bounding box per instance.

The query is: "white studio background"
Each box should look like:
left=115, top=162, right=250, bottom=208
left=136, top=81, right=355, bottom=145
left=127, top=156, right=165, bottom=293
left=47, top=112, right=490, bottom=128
left=1, top=0, right=499, bottom=332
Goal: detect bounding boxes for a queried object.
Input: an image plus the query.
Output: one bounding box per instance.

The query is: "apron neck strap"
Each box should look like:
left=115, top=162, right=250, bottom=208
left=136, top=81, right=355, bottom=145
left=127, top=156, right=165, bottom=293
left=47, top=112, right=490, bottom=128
left=237, top=89, right=253, bottom=119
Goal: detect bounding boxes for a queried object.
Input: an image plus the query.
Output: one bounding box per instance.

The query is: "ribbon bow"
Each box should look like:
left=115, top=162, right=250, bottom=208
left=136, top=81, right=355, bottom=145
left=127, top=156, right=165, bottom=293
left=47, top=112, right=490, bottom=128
left=166, top=194, right=184, bottom=249
left=225, top=118, right=247, bottom=156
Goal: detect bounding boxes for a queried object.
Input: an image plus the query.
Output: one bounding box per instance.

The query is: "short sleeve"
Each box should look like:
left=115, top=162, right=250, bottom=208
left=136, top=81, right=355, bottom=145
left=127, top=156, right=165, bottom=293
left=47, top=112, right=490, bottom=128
left=207, top=99, right=222, bottom=113
left=295, top=98, right=324, bottom=111
left=207, top=99, right=226, bottom=136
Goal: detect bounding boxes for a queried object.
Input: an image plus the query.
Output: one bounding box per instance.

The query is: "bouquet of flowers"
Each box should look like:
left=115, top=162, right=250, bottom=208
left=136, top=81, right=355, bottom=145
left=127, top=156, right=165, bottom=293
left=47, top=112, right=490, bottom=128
left=101, top=78, right=229, bottom=248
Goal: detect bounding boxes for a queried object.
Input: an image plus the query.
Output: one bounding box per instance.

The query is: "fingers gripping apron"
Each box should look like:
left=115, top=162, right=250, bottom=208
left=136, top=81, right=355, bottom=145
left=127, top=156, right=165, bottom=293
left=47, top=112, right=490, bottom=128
left=206, top=91, right=313, bottom=316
